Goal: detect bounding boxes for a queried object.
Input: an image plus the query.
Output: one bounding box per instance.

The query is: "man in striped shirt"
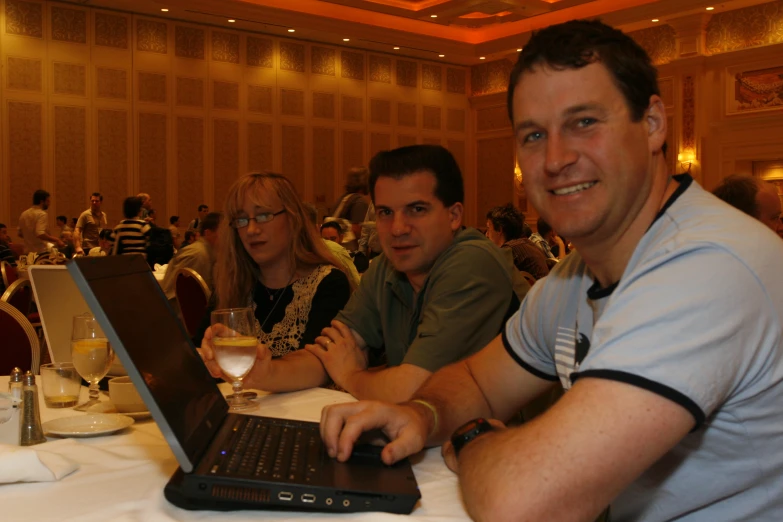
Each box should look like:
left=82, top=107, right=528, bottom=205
left=112, top=196, right=152, bottom=257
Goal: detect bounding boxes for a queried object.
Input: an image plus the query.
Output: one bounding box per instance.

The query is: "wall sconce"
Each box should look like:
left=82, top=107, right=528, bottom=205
left=514, top=164, right=523, bottom=183
left=677, top=150, right=697, bottom=172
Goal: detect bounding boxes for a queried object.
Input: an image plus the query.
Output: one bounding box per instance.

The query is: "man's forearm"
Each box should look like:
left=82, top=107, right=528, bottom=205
left=37, top=233, right=60, bottom=244
left=342, top=366, right=426, bottom=403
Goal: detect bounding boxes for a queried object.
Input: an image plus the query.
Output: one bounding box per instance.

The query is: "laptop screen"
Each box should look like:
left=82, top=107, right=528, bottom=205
left=67, top=255, right=228, bottom=472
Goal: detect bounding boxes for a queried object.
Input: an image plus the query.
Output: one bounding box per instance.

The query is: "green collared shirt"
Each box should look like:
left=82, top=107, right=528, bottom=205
left=337, top=228, right=519, bottom=372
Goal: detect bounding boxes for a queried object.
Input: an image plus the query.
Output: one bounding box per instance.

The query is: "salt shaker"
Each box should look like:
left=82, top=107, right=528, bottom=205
left=8, top=368, right=23, bottom=402
left=20, top=371, right=46, bottom=446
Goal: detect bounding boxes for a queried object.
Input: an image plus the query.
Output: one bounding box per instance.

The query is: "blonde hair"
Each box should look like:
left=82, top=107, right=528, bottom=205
left=216, top=172, right=355, bottom=309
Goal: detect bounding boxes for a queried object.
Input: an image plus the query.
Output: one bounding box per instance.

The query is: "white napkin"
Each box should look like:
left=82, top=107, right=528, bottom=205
left=0, top=441, right=80, bottom=483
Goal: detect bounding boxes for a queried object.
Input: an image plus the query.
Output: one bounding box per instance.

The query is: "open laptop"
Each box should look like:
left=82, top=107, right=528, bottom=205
left=67, top=255, right=421, bottom=514
left=28, top=265, right=126, bottom=376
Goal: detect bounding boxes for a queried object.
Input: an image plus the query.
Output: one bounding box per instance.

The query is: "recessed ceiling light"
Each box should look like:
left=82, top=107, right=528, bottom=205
left=228, top=19, right=235, bottom=23
left=706, top=6, right=714, bottom=10
left=651, top=18, right=659, bottom=22
left=393, top=46, right=400, bottom=50
left=479, top=56, right=486, bottom=60
left=161, top=8, right=169, bottom=12
left=431, top=14, right=437, bottom=18
left=288, top=28, right=295, bottom=32
left=343, top=38, right=350, bottom=42
left=516, top=48, right=522, bottom=52
left=438, top=54, right=445, bottom=57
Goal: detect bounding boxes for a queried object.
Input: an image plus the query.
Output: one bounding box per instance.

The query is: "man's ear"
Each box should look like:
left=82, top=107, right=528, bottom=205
left=646, top=95, right=667, bottom=154
left=448, top=202, right=464, bottom=231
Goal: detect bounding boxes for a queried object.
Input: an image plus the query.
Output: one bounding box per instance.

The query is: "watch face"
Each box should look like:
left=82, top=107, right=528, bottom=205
left=451, top=418, right=493, bottom=456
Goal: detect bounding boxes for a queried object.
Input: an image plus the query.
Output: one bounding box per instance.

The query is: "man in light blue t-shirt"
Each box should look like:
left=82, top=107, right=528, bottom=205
left=319, top=20, right=783, bottom=522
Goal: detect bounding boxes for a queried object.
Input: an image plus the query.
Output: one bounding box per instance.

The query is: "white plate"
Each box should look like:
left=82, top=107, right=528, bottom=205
left=43, top=414, right=135, bottom=437
left=87, top=402, right=152, bottom=420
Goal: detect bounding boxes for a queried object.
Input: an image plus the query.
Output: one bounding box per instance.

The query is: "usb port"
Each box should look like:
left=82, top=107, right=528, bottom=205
left=278, top=491, right=293, bottom=501
left=301, top=493, right=316, bottom=503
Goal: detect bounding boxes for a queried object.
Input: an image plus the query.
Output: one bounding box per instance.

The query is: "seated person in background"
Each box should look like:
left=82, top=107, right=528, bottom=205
left=56, top=215, right=71, bottom=237
left=145, top=225, right=174, bottom=268
left=59, top=230, right=76, bottom=259
left=321, top=20, right=783, bottom=521
left=313, top=217, right=360, bottom=287
left=168, top=215, right=182, bottom=249
left=199, top=173, right=353, bottom=381
left=88, top=229, right=113, bottom=256
left=712, top=173, right=783, bottom=238
left=112, top=196, right=152, bottom=257
left=0, top=223, right=17, bottom=267
left=530, top=217, right=566, bottom=260
left=161, top=212, right=221, bottom=300
left=181, top=229, right=197, bottom=249
left=486, top=204, right=549, bottom=280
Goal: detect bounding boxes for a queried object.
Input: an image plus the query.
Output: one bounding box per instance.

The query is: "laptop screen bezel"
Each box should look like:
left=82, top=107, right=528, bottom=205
left=67, top=255, right=229, bottom=473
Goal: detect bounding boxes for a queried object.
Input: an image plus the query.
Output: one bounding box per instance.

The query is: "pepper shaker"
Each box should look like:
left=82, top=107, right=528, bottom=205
left=20, top=371, right=46, bottom=446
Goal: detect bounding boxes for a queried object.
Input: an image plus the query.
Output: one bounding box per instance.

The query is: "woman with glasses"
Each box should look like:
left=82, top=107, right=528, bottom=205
left=198, top=172, right=354, bottom=390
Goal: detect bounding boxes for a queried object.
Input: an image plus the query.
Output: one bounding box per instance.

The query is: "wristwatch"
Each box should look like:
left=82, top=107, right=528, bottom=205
left=451, top=418, right=495, bottom=457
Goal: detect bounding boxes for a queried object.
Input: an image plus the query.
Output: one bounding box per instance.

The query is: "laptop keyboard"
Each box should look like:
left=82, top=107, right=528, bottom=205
left=212, top=417, right=324, bottom=483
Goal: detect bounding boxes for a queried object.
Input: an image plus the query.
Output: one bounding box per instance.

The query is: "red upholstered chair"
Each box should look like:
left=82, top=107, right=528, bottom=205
left=1, top=261, right=18, bottom=289
left=1, top=279, right=33, bottom=316
left=0, top=300, right=40, bottom=374
left=175, top=267, right=210, bottom=337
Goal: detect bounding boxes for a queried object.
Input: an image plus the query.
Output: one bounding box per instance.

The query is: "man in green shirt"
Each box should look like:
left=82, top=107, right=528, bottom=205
left=200, top=145, right=523, bottom=402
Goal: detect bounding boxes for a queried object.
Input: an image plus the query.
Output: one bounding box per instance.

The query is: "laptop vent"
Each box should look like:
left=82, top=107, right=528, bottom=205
left=211, top=485, right=271, bottom=503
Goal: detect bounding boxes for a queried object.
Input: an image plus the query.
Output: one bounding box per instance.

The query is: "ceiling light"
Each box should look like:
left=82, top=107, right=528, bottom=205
left=393, top=46, right=400, bottom=50
left=651, top=18, right=659, bottom=22
left=516, top=48, right=522, bottom=52
left=288, top=28, right=295, bottom=32
left=706, top=6, right=714, bottom=10
left=479, top=56, right=485, bottom=60
left=161, top=8, right=169, bottom=12
left=343, top=38, right=350, bottom=42
left=228, top=19, right=235, bottom=23
left=438, top=54, right=444, bottom=57
left=431, top=14, right=437, bottom=18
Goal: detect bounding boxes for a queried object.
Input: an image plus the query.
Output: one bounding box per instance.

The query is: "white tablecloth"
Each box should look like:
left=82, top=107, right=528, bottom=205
left=0, top=378, right=470, bottom=522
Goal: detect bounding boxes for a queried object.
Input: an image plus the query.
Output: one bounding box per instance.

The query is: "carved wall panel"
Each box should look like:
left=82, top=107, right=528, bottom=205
left=397, top=134, right=417, bottom=147
left=54, top=106, right=87, bottom=223
left=477, top=136, right=515, bottom=226
left=8, top=101, right=43, bottom=221
left=175, top=26, right=205, bottom=60
left=370, top=98, right=391, bottom=125
left=397, top=102, right=416, bottom=127
left=629, top=25, right=676, bottom=65
left=422, top=137, right=441, bottom=146
left=177, top=117, right=204, bottom=218
left=477, top=105, right=510, bottom=132
left=313, top=92, right=335, bottom=119
left=213, top=81, right=239, bottom=110
left=707, top=1, right=783, bottom=53
left=6, top=0, right=43, bottom=39
left=212, top=31, right=239, bottom=64
left=682, top=76, right=695, bottom=151
left=659, top=77, right=674, bottom=108
left=95, top=12, right=128, bottom=49
left=282, top=125, right=305, bottom=196
left=342, top=95, right=363, bottom=122
left=342, top=130, right=364, bottom=176
left=248, top=85, right=272, bottom=113
left=422, top=64, right=442, bottom=91
left=312, top=127, right=335, bottom=205
left=279, top=42, right=305, bottom=72
left=7, top=57, right=42, bottom=91
left=471, top=59, right=513, bottom=96
left=96, top=67, right=127, bottom=100
left=97, top=109, right=128, bottom=223
left=51, top=6, right=86, bottom=44
left=138, top=72, right=167, bottom=103
left=213, top=119, right=239, bottom=212
left=247, top=36, right=273, bottom=68
left=341, top=51, right=364, bottom=80
left=447, top=67, right=466, bottom=94
left=370, top=132, right=391, bottom=158
left=136, top=19, right=167, bottom=54
left=138, top=112, right=168, bottom=220
left=248, top=122, right=273, bottom=172
left=53, top=62, right=86, bottom=96
left=369, top=55, right=391, bottom=83
left=281, top=89, right=305, bottom=116
left=447, top=108, right=465, bottom=133
left=396, top=60, right=417, bottom=87
left=448, top=139, right=466, bottom=178
left=176, top=77, right=204, bottom=107
left=312, top=46, right=336, bottom=76
left=422, top=106, right=441, bottom=130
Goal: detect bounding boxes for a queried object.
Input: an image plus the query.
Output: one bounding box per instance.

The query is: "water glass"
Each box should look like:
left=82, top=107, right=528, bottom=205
left=71, top=313, right=115, bottom=411
left=211, top=308, right=257, bottom=411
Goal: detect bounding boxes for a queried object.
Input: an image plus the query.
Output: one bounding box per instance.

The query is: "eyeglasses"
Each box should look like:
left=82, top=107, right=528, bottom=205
left=231, top=209, right=285, bottom=228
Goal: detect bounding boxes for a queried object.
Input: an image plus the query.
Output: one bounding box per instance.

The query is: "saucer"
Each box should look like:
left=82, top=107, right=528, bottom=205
left=87, top=402, right=152, bottom=420
left=43, top=414, right=134, bottom=438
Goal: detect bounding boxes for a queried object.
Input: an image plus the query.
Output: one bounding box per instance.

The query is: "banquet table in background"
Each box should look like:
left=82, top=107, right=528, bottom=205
left=0, top=377, right=471, bottom=522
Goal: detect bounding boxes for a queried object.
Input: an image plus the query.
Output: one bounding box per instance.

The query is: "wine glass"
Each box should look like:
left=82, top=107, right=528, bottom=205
left=71, top=313, right=115, bottom=411
left=211, top=308, right=257, bottom=411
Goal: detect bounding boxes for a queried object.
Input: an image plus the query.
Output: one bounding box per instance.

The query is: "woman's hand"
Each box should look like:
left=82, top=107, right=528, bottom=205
left=197, top=324, right=274, bottom=388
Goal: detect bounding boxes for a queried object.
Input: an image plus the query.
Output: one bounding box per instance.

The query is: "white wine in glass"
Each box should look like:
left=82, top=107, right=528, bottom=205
left=71, top=314, right=115, bottom=411
left=211, top=308, right=257, bottom=411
